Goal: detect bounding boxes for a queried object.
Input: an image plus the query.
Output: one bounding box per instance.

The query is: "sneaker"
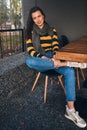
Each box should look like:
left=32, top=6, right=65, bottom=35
left=65, top=106, right=87, bottom=128
left=67, top=61, right=87, bottom=69
left=67, top=61, right=79, bottom=68
left=78, top=63, right=87, bottom=69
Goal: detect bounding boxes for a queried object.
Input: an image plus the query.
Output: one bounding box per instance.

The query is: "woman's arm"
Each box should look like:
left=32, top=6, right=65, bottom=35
left=26, top=38, right=43, bottom=57
left=51, top=28, right=60, bottom=55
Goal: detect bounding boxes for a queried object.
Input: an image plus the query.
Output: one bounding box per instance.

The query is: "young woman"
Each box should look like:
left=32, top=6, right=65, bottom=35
left=25, top=6, right=86, bottom=128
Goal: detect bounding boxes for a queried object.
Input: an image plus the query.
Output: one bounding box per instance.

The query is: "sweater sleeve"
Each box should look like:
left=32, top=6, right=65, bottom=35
left=26, top=38, right=43, bottom=57
left=51, top=28, right=60, bottom=55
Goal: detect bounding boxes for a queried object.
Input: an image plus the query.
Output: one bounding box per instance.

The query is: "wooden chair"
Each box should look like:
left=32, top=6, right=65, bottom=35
left=32, top=70, right=65, bottom=103
left=76, top=68, right=85, bottom=89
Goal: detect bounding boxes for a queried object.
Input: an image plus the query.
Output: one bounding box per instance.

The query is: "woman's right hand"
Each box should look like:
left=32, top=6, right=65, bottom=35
left=52, top=59, right=61, bottom=68
left=41, top=56, right=48, bottom=59
left=51, top=58, right=67, bottom=68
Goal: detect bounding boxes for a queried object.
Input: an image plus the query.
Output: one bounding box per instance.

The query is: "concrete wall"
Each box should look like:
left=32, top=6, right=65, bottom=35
left=22, top=0, right=87, bottom=41
left=22, top=0, right=36, bottom=28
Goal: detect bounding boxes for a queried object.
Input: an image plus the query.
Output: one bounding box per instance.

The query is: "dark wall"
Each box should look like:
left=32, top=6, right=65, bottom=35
left=22, top=0, right=87, bottom=41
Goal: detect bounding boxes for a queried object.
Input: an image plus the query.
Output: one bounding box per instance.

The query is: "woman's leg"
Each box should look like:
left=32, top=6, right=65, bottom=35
left=56, top=67, right=87, bottom=128
left=26, top=56, right=54, bottom=72
left=55, top=66, right=76, bottom=103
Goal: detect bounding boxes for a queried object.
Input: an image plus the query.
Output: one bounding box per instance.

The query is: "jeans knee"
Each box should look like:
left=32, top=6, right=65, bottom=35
left=26, top=57, right=34, bottom=68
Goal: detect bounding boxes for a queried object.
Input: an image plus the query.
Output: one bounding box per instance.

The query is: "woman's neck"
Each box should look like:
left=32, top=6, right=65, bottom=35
left=38, top=24, right=44, bottom=29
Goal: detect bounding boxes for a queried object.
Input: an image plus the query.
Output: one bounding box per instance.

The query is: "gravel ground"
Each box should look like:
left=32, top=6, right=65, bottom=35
left=0, top=53, right=87, bottom=130
left=0, top=52, right=28, bottom=75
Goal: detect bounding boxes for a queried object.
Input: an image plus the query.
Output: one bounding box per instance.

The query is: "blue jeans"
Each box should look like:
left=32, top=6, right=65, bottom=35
left=26, top=51, right=76, bottom=102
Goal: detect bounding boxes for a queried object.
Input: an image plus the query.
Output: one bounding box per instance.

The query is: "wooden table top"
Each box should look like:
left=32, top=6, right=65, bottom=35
left=55, top=36, right=87, bottom=63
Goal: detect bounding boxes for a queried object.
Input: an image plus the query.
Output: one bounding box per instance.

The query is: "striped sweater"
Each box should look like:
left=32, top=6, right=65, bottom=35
left=26, top=28, right=59, bottom=57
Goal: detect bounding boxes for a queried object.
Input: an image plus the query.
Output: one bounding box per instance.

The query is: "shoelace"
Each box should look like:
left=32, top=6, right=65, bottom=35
left=72, top=111, right=82, bottom=122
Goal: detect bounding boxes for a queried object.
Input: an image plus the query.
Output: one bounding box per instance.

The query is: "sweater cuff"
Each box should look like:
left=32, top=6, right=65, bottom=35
left=37, top=53, right=43, bottom=57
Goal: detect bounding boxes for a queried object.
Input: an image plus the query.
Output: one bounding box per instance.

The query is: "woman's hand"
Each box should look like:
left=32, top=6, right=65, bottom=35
left=41, top=56, right=67, bottom=68
left=41, top=56, right=48, bottom=59
left=51, top=58, right=67, bottom=68
left=51, top=58, right=61, bottom=68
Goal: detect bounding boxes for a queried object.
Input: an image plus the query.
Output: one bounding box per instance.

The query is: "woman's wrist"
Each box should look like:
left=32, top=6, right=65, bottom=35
left=50, top=58, right=55, bottom=62
left=53, top=55, right=55, bottom=58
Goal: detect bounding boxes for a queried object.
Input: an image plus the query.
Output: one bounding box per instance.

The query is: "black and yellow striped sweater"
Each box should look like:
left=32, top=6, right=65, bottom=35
left=26, top=28, right=59, bottom=57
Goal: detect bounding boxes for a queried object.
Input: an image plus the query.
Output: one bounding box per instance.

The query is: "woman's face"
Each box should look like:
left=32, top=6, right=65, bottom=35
left=31, top=10, right=44, bottom=29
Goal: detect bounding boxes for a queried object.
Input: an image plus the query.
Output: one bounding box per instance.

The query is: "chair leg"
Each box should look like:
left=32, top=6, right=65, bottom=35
left=58, top=75, right=66, bottom=94
left=58, top=75, right=62, bottom=85
left=80, top=69, right=85, bottom=80
left=32, top=72, right=41, bottom=91
left=76, top=68, right=80, bottom=90
left=50, top=77, right=53, bottom=85
left=44, top=75, right=48, bottom=103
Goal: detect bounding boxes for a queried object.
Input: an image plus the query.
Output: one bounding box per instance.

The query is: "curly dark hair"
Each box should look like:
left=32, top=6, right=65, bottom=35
left=25, top=6, right=45, bottom=40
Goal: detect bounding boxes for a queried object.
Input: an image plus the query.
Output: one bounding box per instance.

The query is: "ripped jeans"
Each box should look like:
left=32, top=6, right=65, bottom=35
left=26, top=51, right=76, bottom=101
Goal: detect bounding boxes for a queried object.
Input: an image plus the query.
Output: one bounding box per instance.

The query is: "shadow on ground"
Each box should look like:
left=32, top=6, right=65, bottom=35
left=0, top=64, right=87, bottom=130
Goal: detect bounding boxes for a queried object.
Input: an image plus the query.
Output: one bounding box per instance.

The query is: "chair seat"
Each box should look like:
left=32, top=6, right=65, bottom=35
left=42, top=69, right=60, bottom=77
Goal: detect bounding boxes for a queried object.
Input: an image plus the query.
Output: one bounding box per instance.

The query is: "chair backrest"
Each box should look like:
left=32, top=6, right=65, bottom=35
left=59, top=35, right=69, bottom=48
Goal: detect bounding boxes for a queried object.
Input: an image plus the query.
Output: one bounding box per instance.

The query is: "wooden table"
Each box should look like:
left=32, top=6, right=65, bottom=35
left=56, top=36, right=87, bottom=89
left=55, top=36, right=87, bottom=63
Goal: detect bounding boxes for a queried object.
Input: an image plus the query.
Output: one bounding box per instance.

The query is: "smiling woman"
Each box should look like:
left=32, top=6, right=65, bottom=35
left=31, top=10, right=45, bottom=29
left=25, top=6, right=87, bottom=128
